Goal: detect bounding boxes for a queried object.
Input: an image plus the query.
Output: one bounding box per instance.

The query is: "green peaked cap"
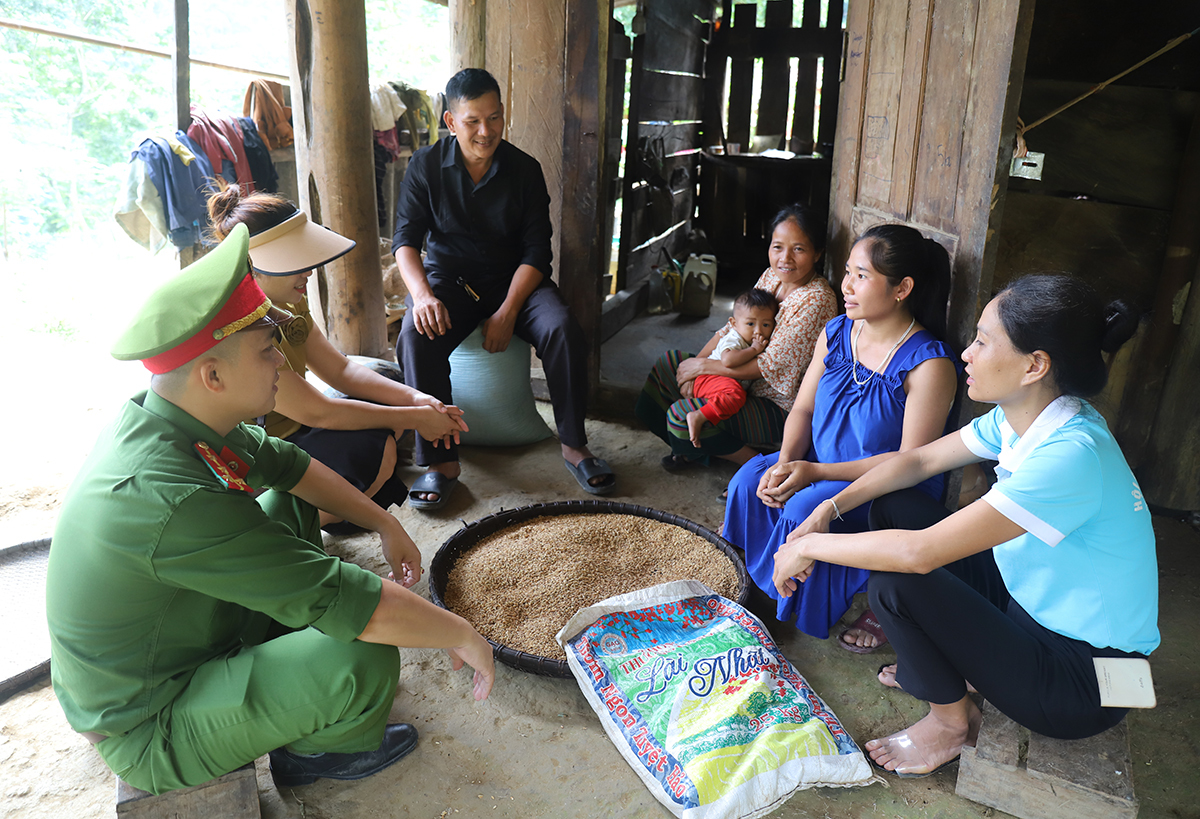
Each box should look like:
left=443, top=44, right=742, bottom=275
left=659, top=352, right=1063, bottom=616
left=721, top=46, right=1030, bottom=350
left=111, top=224, right=252, bottom=363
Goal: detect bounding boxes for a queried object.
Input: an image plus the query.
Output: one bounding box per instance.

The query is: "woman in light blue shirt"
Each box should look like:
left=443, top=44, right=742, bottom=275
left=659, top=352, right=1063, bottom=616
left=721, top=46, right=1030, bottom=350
left=772, top=274, right=1158, bottom=777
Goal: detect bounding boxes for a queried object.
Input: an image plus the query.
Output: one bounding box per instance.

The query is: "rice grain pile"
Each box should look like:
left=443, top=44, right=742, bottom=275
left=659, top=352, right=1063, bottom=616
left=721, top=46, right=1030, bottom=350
left=443, top=513, right=741, bottom=659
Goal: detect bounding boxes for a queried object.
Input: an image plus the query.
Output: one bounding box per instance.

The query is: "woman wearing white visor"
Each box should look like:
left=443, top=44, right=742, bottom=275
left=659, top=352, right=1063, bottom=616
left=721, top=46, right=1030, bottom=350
left=206, top=184, right=467, bottom=529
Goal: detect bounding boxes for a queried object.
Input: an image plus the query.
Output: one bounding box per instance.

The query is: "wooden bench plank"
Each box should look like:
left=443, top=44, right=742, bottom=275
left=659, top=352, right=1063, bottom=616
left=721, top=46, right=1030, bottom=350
left=973, top=699, right=1022, bottom=768
left=1027, top=723, right=1136, bottom=802
left=116, top=762, right=260, bottom=818
left=956, top=701, right=1138, bottom=819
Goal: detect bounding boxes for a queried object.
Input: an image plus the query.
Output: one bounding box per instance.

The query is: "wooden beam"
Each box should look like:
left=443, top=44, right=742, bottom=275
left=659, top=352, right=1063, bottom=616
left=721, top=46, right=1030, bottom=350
left=947, top=0, right=1035, bottom=383
left=173, top=0, right=200, bottom=268
left=560, top=0, right=606, bottom=391
left=709, top=24, right=843, bottom=60
left=0, top=16, right=288, bottom=81
left=172, top=0, right=190, bottom=132
left=827, top=0, right=872, bottom=279
left=616, top=11, right=647, bottom=292
left=450, top=0, right=486, bottom=71
left=286, top=0, right=389, bottom=358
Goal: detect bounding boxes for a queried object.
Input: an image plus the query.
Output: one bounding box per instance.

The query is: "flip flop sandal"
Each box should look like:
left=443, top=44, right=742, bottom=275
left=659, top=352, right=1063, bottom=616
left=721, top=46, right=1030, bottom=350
left=877, top=663, right=903, bottom=691
left=408, top=471, right=458, bottom=511
left=660, top=453, right=702, bottom=473
left=565, top=457, right=616, bottom=495
left=838, top=609, right=889, bottom=654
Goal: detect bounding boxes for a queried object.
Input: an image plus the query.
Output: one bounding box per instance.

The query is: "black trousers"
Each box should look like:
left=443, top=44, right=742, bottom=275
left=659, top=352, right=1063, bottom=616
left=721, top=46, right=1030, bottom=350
left=397, top=272, right=588, bottom=466
left=866, top=488, right=1134, bottom=740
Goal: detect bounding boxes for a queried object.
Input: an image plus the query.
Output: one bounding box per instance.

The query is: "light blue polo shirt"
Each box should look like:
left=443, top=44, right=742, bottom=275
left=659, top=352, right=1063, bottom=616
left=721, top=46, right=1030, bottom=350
left=960, top=397, right=1159, bottom=655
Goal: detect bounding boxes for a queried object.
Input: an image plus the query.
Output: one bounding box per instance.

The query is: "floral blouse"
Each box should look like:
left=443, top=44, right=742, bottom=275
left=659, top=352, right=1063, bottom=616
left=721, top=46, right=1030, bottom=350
left=748, top=269, right=838, bottom=412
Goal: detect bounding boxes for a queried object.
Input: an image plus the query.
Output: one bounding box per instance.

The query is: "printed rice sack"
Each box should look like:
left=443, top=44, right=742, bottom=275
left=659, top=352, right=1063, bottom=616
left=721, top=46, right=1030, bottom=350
left=556, top=580, right=873, bottom=819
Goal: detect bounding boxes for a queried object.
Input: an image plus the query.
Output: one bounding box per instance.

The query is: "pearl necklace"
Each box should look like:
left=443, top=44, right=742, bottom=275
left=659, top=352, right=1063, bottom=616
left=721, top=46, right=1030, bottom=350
left=851, top=316, right=915, bottom=386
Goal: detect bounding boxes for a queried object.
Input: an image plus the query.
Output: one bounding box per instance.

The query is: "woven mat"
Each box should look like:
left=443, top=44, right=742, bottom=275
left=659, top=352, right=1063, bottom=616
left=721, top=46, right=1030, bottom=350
left=0, top=539, right=51, bottom=701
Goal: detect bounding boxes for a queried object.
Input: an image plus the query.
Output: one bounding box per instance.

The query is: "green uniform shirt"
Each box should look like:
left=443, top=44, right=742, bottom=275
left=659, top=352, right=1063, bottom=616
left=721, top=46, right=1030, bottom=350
left=47, top=389, right=383, bottom=737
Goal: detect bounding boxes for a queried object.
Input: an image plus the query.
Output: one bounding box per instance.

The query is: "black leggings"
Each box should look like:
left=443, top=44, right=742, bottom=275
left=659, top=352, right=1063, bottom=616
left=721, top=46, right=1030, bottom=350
left=867, top=488, right=1135, bottom=740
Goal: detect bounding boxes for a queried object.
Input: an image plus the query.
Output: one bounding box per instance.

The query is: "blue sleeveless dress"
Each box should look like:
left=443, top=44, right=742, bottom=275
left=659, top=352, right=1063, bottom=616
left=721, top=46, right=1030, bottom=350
left=724, top=314, right=956, bottom=637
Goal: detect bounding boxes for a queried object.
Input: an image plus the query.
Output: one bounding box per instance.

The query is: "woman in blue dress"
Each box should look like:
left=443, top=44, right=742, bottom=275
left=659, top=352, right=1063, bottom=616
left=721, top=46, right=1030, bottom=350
left=724, top=224, right=959, bottom=646
left=772, top=275, right=1156, bottom=775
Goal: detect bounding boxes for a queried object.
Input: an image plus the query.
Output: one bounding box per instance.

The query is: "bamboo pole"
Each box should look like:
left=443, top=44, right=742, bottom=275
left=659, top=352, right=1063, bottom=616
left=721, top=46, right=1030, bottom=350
left=286, top=0, right=388, bottom=358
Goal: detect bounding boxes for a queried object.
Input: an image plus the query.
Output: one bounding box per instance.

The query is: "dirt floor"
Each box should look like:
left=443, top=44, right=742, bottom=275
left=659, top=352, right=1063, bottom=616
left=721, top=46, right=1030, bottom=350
left=2, top=388, right=1199, bottom=818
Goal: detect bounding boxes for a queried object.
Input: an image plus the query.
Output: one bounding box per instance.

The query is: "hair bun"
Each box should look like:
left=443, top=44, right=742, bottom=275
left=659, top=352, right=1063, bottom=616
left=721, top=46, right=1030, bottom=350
left=205, top=181, right=243, bottom=226
left=1101, top=299, right=1139, bottom=353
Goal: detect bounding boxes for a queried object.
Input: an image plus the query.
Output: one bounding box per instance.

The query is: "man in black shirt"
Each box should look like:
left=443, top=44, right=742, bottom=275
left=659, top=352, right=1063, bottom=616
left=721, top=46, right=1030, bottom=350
left=392, top=68, right=615, bottom=509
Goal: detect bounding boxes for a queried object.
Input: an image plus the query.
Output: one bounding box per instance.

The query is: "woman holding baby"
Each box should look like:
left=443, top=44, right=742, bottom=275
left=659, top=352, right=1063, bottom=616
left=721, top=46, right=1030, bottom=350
left=635, top=204, right=839, bottom=470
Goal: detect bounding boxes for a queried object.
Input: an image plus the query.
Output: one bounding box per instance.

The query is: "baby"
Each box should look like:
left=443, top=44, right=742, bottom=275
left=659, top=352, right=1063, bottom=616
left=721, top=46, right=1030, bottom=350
left=687, top=288, right=778, bottom=446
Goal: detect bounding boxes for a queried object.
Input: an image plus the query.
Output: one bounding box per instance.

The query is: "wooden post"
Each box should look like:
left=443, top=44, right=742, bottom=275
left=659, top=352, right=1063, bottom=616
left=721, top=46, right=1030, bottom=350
left=172, top=0, right=189, bottom=132
left=173, top=0, right=201, bottom=268
left=451, top=0, right=486, bottom=71
left=614, top=6, right=645, bottom=294
left=286, top=0, right=389, bottom=358
left=560, top=0, right=606, bottom=392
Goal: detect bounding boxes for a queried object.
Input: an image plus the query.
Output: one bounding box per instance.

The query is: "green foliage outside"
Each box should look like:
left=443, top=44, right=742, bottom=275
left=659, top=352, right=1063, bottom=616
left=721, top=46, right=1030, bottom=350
left=0, top=0, right=448, bottom=263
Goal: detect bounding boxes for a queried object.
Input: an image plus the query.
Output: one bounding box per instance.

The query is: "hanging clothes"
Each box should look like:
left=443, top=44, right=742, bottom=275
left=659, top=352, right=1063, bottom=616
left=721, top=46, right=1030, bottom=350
left=370, top=82, right=407, bottom=132
left=237, top=117, right=279, bottom=193
left=388, top=82, right=440, bottom=147
left=114, top=157, right=170, bottom=253
left=174, top=130, right=216, bottom=186
left=187, top=106, right=255, bottom=193
left=133, top=137, right=211, bottom=248
left=374, top=128, right=402, bottom=162
left=242, top=79, right=293, bottom=150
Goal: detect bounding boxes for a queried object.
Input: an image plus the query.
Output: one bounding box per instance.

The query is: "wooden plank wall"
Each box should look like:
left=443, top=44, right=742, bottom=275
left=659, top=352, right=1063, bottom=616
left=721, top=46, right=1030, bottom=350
left=706, top=0, right=844, bottom=154
left=486, top=0, right=567, bottom=284
left=829, top=0, right=1035, bottom=357
left=616, top=0, right=716, bottom=294
left=696, top=0, right=845, bottom=278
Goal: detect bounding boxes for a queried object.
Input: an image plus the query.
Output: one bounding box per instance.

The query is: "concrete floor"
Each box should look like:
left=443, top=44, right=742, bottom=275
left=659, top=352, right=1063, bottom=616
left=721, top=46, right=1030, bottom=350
left=2, top=305, right=1198, bottom=819
left=2, top=403, right=1198, bottom=819
left=599, top=290, right=738, bottom=398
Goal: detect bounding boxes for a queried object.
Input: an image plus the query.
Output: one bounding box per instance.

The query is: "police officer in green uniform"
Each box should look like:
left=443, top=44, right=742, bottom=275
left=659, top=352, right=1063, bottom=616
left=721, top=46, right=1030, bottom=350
left=46, top=224, right=495, bottom=795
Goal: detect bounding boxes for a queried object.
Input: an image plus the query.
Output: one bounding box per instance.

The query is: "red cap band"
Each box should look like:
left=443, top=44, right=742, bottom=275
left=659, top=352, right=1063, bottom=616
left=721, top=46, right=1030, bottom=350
left=141, top=274, right=270, bottom=374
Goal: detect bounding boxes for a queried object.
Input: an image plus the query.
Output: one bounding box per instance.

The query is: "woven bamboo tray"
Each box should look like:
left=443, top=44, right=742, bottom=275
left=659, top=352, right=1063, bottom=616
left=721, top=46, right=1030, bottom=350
left=0, top=539, right=52, bottom=702
left=429, top=500, right=749, bottom=678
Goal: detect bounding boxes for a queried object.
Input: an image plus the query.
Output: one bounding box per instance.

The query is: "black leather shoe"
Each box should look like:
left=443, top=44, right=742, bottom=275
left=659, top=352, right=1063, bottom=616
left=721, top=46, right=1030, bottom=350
left=269, top=723, right=419, bottom=787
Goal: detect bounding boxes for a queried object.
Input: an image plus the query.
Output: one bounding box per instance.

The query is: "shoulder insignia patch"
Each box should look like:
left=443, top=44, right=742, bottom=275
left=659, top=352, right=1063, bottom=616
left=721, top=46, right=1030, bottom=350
left=194, top=441, right=253, bottom=493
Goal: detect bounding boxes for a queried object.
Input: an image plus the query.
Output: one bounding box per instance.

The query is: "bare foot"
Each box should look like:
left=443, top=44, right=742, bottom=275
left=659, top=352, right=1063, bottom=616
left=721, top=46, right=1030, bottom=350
left=866, top=698, right=982, bottom=776
left=877, top=664, right=977, bottom=694
left=685, top=408, right=707, bottom=448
